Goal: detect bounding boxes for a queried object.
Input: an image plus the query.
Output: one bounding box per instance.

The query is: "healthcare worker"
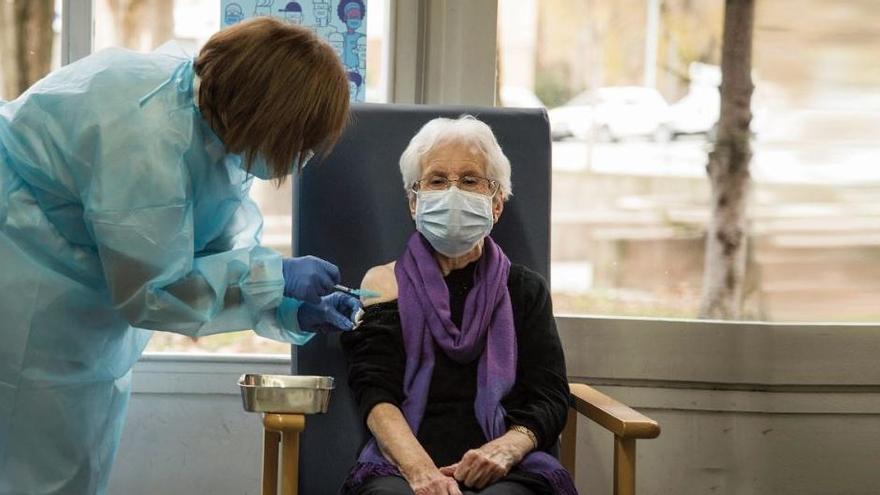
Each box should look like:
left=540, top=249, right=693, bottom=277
left=0, top=17, right=358, bottom=494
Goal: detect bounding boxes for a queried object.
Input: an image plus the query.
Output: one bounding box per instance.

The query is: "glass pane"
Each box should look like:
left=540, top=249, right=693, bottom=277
left=0, top=0, right=62, bottom=101
left=497, top=0, right=880, bottom=323
left=364, top=0, right=388, bottom=103
left=93, top=0, right=218, bottom=52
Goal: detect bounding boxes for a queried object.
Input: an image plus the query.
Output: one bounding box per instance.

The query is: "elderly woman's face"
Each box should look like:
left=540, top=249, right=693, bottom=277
left=409, top=139, right=504, bottom=221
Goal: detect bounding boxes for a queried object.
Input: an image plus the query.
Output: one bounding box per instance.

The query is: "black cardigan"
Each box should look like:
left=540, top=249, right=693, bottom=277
left=340, top=262, right=570, bottom=470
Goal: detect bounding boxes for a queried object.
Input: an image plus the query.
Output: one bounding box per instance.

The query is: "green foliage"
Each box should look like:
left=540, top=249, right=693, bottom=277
left=535, top=67, right=575, bottom=108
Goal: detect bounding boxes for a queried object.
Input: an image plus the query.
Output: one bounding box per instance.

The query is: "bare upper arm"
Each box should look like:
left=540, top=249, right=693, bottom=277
left=360, top=261, right=398, bottom=306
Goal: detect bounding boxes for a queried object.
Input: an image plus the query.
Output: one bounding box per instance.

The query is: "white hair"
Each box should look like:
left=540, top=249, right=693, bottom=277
left=399, top=115, right=512, bottom=199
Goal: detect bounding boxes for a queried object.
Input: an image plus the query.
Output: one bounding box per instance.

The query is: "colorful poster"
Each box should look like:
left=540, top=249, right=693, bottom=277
left=221, top=0, right=368, bottom=102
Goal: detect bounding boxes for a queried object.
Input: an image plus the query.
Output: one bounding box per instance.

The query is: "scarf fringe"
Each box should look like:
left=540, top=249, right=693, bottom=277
left=340, top=461, right=403, bottom=494
left=542, top=468, right=579, bottom=495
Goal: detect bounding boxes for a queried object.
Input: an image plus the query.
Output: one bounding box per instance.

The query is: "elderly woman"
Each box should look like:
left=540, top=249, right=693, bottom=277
left=340, top=116, right=577, bottom=495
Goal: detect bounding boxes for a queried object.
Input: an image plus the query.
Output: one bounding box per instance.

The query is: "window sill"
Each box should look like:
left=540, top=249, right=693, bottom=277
left=132, top=352, right=291, bottom=395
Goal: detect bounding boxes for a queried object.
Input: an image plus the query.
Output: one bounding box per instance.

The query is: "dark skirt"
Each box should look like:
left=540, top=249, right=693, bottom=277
left=351, top=469, right=552, bottom=495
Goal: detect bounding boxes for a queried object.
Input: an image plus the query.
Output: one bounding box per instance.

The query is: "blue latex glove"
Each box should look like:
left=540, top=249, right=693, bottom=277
left=297, top=292, right=362, bottom=333
left=282, top=256, right=341, bottom=304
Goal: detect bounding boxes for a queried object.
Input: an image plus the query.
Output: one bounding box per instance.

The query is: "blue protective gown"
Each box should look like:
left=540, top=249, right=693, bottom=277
left=0, top=47, right=312, bottom=494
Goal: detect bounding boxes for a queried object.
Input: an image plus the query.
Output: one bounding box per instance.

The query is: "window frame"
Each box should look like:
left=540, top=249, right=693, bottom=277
left=61, top=0, right=94, bottom=65
left=387, top=0, right=498, bottom=105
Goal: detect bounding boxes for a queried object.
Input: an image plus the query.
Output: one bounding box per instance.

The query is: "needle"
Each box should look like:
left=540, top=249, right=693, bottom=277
left=334, top=284, right=381, bottom=300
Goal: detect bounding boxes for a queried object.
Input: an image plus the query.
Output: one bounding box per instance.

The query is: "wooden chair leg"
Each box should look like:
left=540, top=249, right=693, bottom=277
left=560, top=407, right=578, bottom=479
left=279, top=416, right=306, bottom=495
left=263, top=414, right=306, bottom=495
left=263, top=430, right=281, bottom=495
left=613, top=436, right=636, bottom=495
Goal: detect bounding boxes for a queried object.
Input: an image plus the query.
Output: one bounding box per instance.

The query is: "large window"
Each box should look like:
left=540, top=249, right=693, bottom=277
left=498, top=0, right=880, bottom=322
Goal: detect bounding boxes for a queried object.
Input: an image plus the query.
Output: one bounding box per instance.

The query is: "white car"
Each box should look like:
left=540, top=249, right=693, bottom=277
left=668, top=85, right=768, bottom=141
left=499, top=86, right=545, bottom=108
left=549, top=86, right=672, bottom=142
left=668, top=86, right=720, bottom=138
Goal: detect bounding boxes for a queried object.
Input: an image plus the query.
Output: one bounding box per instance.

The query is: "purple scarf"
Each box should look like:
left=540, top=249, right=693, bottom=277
left=343, top=234, right=576, bottom=494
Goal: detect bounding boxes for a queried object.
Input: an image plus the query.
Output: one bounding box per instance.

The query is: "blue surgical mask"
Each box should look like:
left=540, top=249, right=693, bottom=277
left=415, top=187, right=495, bottom=257
left=243, top=151, right=314, bottom=180
left=225, top=12, right=243, bottom=25
left=346, top=17, right=362, bottom=30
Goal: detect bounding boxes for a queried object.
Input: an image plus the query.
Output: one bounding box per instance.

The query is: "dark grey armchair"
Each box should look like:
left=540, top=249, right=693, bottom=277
left=282, top=103, right=659, bottom=495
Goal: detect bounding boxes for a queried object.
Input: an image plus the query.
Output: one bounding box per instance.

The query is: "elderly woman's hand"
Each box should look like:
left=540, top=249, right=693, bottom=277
left=439, top=430, right=534, bottom=489
left=402, top=465, right=462, bottom=495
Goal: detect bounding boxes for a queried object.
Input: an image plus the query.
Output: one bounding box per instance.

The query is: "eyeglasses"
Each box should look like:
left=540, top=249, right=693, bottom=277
left=411, top=175, right=500, bottom=196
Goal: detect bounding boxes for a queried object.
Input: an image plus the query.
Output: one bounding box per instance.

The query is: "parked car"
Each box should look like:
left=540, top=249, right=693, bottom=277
left=668, top=84, right=769, bottom=141
left=549, top=86, right=672, bottom=142
left=499, top=86, right=545, bottom=108
left=668, top=86, right=720, bottom=139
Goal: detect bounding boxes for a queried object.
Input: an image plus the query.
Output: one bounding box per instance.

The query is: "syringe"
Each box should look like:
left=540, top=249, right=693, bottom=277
left=333, top=284, right=382, bottom=300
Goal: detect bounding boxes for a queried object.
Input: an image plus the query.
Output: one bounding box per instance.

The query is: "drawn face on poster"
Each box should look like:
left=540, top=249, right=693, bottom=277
left=339, top=1, right=364, bottom=31
left=313, top=0, right=331, bottom=26
left=278, top=2, right=304, bottom=24
left=219, top=0, right=368, bottom=102
left=224, top=3, right=245, bottom=25
left=254, top=0, right=275, bottom=17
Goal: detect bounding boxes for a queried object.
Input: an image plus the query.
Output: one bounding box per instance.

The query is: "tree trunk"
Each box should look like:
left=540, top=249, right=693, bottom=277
left=698, top=0, right=755, bottom=319
left=0, top=0, right=54, bottom=100
left=106, top=0, right=174, bottom=51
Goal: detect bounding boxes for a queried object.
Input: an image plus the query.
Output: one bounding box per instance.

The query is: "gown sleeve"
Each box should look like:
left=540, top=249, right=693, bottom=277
left=83, top=117, right=312, bottom=344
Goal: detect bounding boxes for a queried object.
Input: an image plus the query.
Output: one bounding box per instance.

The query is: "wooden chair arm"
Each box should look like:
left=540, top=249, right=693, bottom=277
left=569, top=383, right=660, bottom=439
left=562, top=384, right=660, bottom=495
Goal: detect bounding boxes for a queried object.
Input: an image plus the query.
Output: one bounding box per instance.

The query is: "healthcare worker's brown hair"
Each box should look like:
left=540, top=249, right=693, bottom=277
left=194, top=17, right=349, bottom=180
